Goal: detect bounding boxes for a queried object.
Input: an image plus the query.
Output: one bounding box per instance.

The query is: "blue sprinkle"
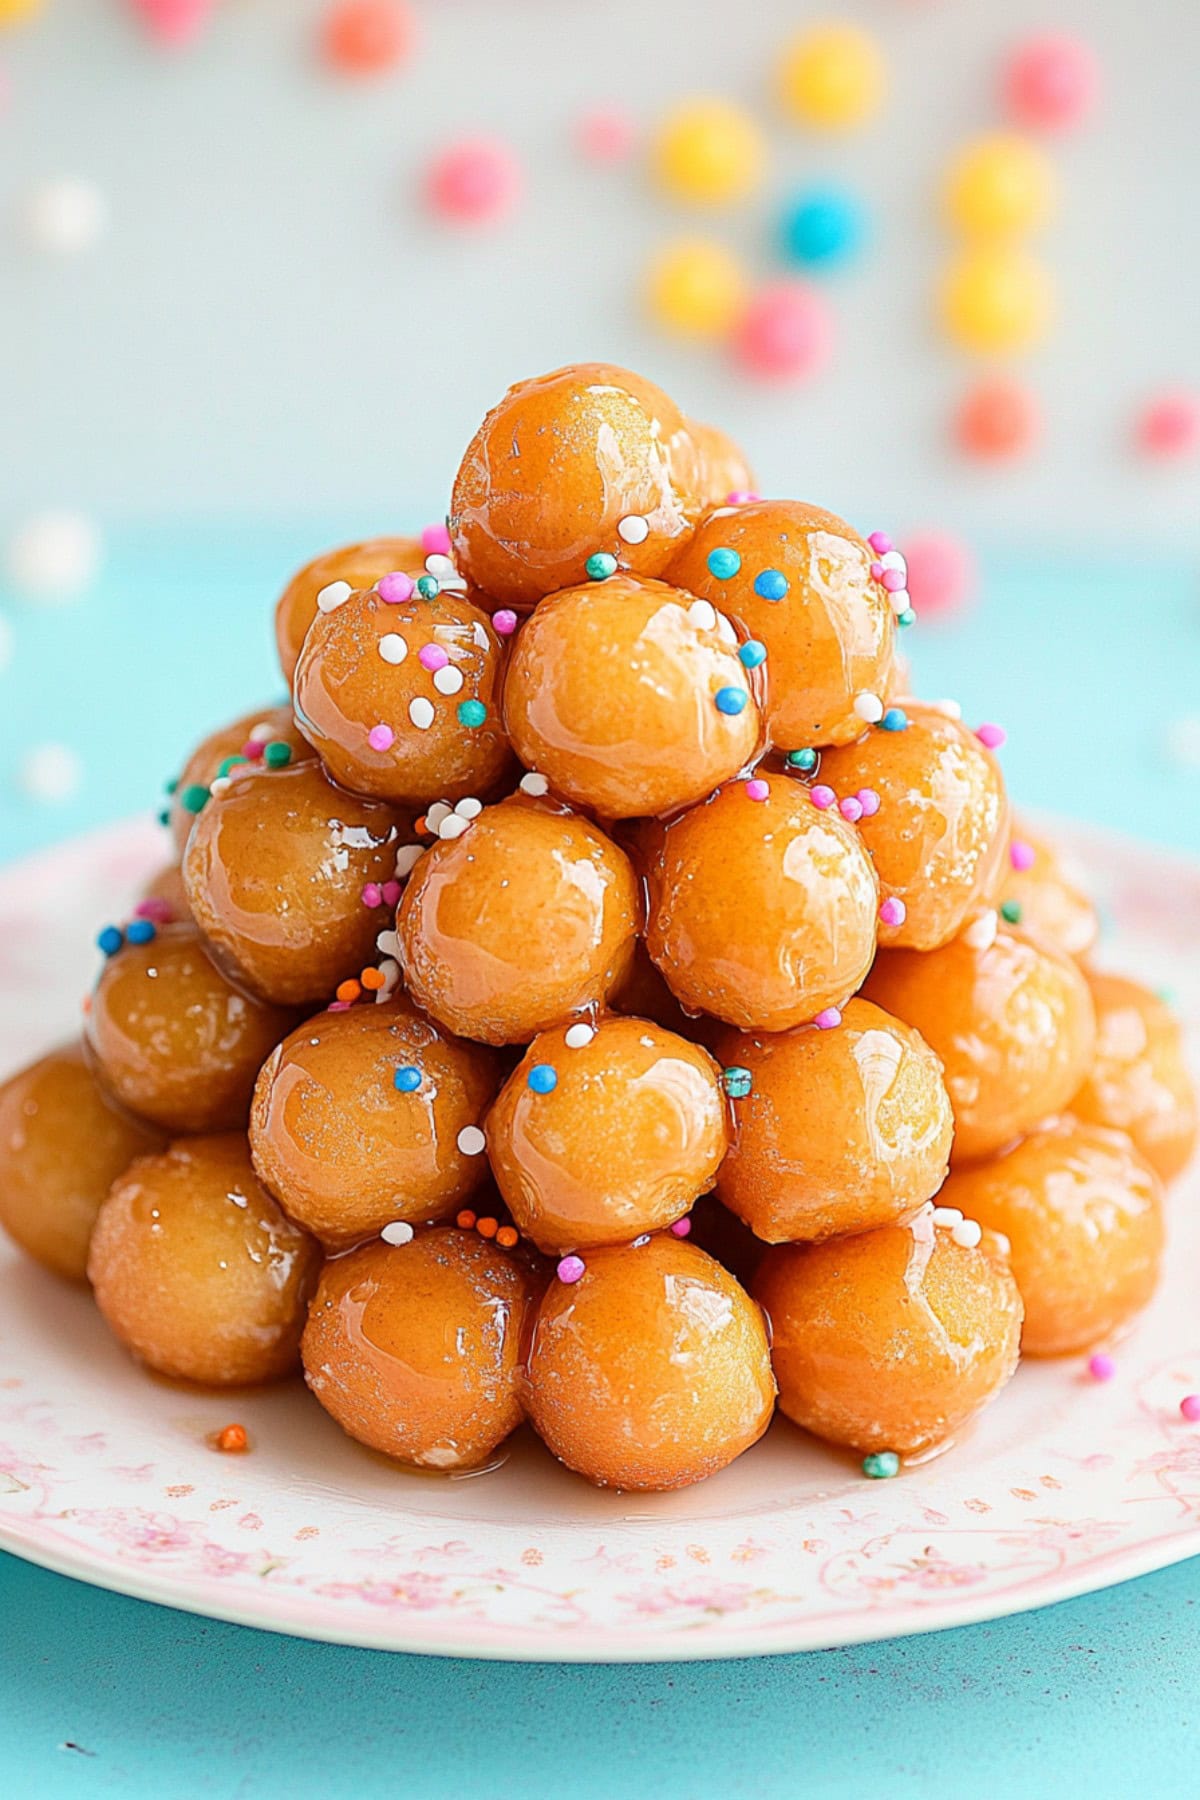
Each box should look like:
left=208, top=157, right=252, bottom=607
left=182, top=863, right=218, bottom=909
left=786, top=747, right=818, bottom=772
left=753, top=568, right=789, bottom=602
left=96, top=925, right=124, bottom=957
left=881, top=707, right=908, bottom=732
left=706, top=547, right=741, bottom=580
left=125, top=919, right=157, bottom=946
left=393, top=1066, right=422, bottom=1094
left=738, top=639, right=767, bottom=669
left=714, top=686, right=749, bottom=716
left=527, top=1063, right=558, bottom=1094
left=722, top=1066, right=753, bottom=1100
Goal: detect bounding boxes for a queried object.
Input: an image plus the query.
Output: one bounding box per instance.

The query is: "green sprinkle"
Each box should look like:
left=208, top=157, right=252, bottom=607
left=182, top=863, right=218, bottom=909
left=156, top=807, right=170, bottom=827
left=786, top=748, right=818, bottom=772
left=164, top=777, right=178, bottom=795
left=862, top=1451, right=900, bottom=1480
left=416, top=575, right=440, bottom=600
left=457, top=699, right=487, bottom=729
left=999, top=899, right=1022, bottom=925
left=180, top=783, right=210, bottom=814
left=722, top=1066, right=753, bottom=1100
left=217, top=754, right=247, bottom=778
left=897, top=608, right=916, bottom=628
left=263, top=741, right=293, bottom=768
left=585, top=552, right=618, bottom=581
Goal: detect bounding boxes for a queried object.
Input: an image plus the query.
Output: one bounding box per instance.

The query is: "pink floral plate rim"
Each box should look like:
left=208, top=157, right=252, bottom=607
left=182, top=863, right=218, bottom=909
left=0, top=814, right=1198, bottom=1663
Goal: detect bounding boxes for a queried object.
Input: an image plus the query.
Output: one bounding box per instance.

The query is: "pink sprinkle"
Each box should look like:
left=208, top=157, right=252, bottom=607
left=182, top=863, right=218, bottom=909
left=879, top=897, right=907, bottom=927
left=361, top=882, right=383, bottom=909
left=725, top=490, right=761, bottom=506
left=868, top=532, right=892, bottom=556
left=575, top=105, right=636, bottom=163
left=1180, top=1394, right=1200, bottom=1422
left=134, top=897, right=174, bottom=923
left=881, top=567, right=906, bottom=593
left=327, top=999, right=352, bottom=1013
left=1010, top=839, right=1036, bottom=872
left=814, top=1008, right=842, bottom=1031
left=421, top=522, right=452, bottom=556
left=556, top=1254, right=586, bottom=1285
left=810, top=785, right=835, bottom=810
left=378, top=571, right=415, bottom=605
left=1088, top=1353, right=1116, bottom=1382
left=745, top=778, right=770, bottom=802
left=856, top=788, right=880, bottom=817
left=839, top=796, right=864, bottom=823
left=242, top=739, right=265, bottom=761
left=381, top=880, right=401, bottom=907
left=367, top=725, right=395, bottom=752
left=426, top=136, right=522, bottom=226
left=418, top=643, right=450, bottom=672
left=976, top=723, right=1007, bottom=750
left=870, top=561, right=885, bottom=581
left=492, top=609, right=518, bottom=636
left=669, top=1217, right=692, bottom=1238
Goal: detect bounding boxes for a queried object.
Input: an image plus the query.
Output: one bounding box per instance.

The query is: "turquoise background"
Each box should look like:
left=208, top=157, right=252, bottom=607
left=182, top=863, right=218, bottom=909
left=0, top=536, right=1198, bottom=1793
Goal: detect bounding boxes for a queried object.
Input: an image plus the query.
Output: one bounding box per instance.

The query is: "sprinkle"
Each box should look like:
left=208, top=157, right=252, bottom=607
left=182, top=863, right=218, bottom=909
left=862, top=1451, right=900, bottom=1480
left=457, top=1125, right=486, bottom=1156
left=897, top=609, right=916, bottom=628
left=476, top=1216, right=499, bottom=1239
left=216, top=755, right=246, bottom=779
left=585, top=552, right=617, bottom=581
left=1010, top=839, right=1036, bottom=872
left=439, top=815, right=470, bottom=840
left=839, top=796, right=863, bottom=823
left=867, top=532, right=892, bottom=555
left=134, top=898, right=174, bottom=924
left=1000, top=899, right=1022, bottom=925
left=687, top=599, right=718, bottom=632
left=856, top=788, right=880, bottom=817
left=393, top=1066, right=422, bottom=1093
left=457, top=1210, right=477, bottom=1230
left=814, top=1007, right=842, bottom=1030
left=963, top=909, right=999, bottom=952
left=125, top=918, right=157, bottom=946
left=738, top=639, right=767, bottom=669
left=456, top=797, right=484, bottom=820
left=418, top=643, right=450, bottom=672
left=617, top=514, right=650, bottom=544
left=786, top=748, right=818, bottom=772
left=361, top=966, right=386, bottom=991
left=753, top=568, right=788, bottom=601
left=1180, top=1395, right=1200, bottom=1422
left=745, top=778, right=770, bottom=802
left=326, top=1000, right=352, bottom=1013
left=492, top=609, right=518, bottom=636
left=264, top=741, right=293, bottom=769
left=179, top=783, right=210, bottom=814
left=409, top=697, right=435, bottom=730
left=208, top=776, right=232, bottom=798
left=924, top=697, right=964, bottom=720
left=976, top=723, right=1007, bottom=749
left=317, top=579, right=352, bottom=614
left=376, top=929, right=401, bottom=958
left=716, top=613, right=737, bottom=646
left=378, top=571, right=415, bottom=605
left=519, top=771, right=549, bottom=798
left=367, top=724, right=395, bottom=752
left=932, top=1207, right=963, bottom=1228
left=97, top=925, right=124, bottom=957
left=458, top=699, right=487, bottom=728
left=669, top=1216, right=692, bottom=1238
left=714, top=686, right=748, bottom=716
left=722, top=1065, right=753, bottom=1099
left=810, top=785, right=835, bottom=810
left=381, top=1221, right=415, bottom=1246
left=426, top=802, right=453, bottom=831
left=879, top=897, right=906, bottom=927
left=726, top=490, right=760, bottom=505
left=557, top=1255, right=586, bottom=1284
left=1088, top=1353, right=1116, bottom=1382
left=496, top=1225, right=519, bottom=1249
left=421, top=523, right=452, bottom=557
left=248, top=722, right=275, bottom=744
left=952, top=1218, right=982, bottom=1249
left=394, top=844, right=424, bottom=876
left=527, top=1064, right=558, bottom=1094
left=877, top=708, right=906, bottom=735
left=425, top=552, right=457, bottom=582
left=379, top=632, right=408, bottom=664
left=213, top=1424, right=249, bottom=1455
left=336, top=979, right=362, bottom=1004
left=564, top=1023, right=596, bottom=1049
left=853, top=691, right=884, bottom=724
left=415, top=575, right=440, bottom=600
left=434, top=665, right=464, bottom=696
left=706, top=547, right=741, bottom=580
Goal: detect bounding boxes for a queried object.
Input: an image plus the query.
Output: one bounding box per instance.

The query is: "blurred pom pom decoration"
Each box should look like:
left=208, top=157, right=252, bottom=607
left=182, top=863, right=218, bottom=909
left=940, top=246, right=1053, bottom=354
left=1004, top=34, right=1100, bottom=134
left=945, top=134, right=1055, bottom=239
left=777, top=186, right=865, bottom=270
left=955, top=377, right=1041, bottom=461
left=1135, top=391, right=1200, bottom=462
left=652, top=98, right=766, bottom=206
left=320, top=1, right=415, bottom=77
left=776, top=24, right=886, bottom=133
left=646, top=239, right=747, bottom=339
left=900, top=531, right=976, bottom=621
left=426, top=137, right=522, bottom=226
left=5, top=512, right=101, bottom=601
left=732, top=282, right=832, bottom=381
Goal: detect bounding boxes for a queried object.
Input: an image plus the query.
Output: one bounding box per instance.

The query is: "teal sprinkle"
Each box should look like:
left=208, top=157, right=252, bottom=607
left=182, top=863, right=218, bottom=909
left=416, top=575, right=440, bottom=599
left=863, top=1451, right=900, bottom=1480
left=722, top=1066, right=753, bottom=1100
left=706, top=547, right=741, bottom=580
left=457, top=699, right=487, bottom=729
left=786, top=748, right=818, bottom=772
left=585, top=552, right=618, bottom=581
left=1000, top=899, right=1022, bottom=925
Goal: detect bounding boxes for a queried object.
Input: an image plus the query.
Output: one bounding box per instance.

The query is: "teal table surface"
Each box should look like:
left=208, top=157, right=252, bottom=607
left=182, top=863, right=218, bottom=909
left=0, top=528, right=1198, bottom=1796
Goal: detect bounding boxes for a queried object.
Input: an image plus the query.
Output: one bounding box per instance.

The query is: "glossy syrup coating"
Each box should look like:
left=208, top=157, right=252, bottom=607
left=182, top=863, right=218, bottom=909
left=939, top=1120, right=1164, bottom=1356
left=88, top=1134, right=321, bottom=1385
left=183, top=758, right=403, bottom=1007
left=753, top=1215, right=1023, bottom=1456
left=398, top=797, right=639, bottom=1045
left=645, top=773, right=879, bottom=1031
left=250, top=998, right=501, bottom=1249
left=450, top=363, right=700, bottom=610
left=301, top=1229, right=535, bottom=1470
left=274, top=535, right=425, bottom=682
left=168, top=704, right=305, bottom=854
left=0, top=1043, right=164, bottom=1282
left=85, top=924, right=296, bottom=1134
left=502, top=575, right=761, bottom=819
left=139, top=861, right=190, bottom=923
left=486, top=1015, right=728, bottom=1253
left=714, top=998, right=954, bottom=1243
left=666, top=500, right=895, bottom=751
left=523, top=1235, right=775, bottom=1490
left=865, top=928, right=1096, bottom=1164
left=1071, top=973, right=1197, bottom=1183
left=1000, top=824, right=1099, bottom=959
left=818, top=704, right=1011, bottom=950
left=293, top=584, right=514, bottom=808
left=684, top=417, right=757, bottom=506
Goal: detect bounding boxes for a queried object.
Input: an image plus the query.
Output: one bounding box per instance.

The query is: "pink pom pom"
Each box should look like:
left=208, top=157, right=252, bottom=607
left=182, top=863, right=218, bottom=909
left=1180, top=1394, right=1200, bottom=1422
left=1005, top=34, right=1100, bottom=133
left=426, top=137, right=522, bottom=226
left=901, top=530, right=975, bottom=620
left=732, top=282, right=832, bottom=382
left=1136, top=391, right=1200, bottom=461
left=420, top=522, right=452, bottom=556
left=576, top=106, right=636, bottom=163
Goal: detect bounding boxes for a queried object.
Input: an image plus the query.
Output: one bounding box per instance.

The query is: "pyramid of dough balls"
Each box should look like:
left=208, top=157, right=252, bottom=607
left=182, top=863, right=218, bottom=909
left=2, top=363, right=1194, bottom=1492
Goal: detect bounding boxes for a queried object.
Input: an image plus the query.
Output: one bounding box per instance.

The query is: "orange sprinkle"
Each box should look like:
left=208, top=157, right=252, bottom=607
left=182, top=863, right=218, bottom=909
left=360, top=967, right=386, bottom=991
left=456, top=1209, right=477, bottom=1230
left=476, top=1216, right=498, bottom=1239
left=496, top=1226, right=519, bottom=1249
left=336, top=979, right=362, bottom=1004
left=415, top=815, right=430, bottom=835
left=213, top=1423, right=249, bottom=1454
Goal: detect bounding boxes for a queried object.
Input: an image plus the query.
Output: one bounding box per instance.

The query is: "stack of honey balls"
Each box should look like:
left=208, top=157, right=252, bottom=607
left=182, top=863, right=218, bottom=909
left=1, top=362, right=1195, bottom=1492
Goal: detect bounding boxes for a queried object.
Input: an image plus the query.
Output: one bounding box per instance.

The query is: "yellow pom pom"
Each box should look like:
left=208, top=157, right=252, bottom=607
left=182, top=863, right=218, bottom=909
left=0, top=0, right=46, bottom=22
left=646, top=239, right=747, bottom=338
left=652, top=98, right=766, bottom=207
left=777, top=24, right=886, bottom=132
left=945, top=134, right=1056, bottom=238
left=940, top=246, right=1054, bottom=353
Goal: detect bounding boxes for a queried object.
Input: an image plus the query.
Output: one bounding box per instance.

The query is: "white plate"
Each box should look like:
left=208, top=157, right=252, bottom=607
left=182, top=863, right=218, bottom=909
left=1, top=817, right=1198, bottom=1661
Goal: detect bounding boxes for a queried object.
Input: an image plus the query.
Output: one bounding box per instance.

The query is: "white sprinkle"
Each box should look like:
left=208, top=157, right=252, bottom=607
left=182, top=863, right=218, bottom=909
left=409, top=697, right=435, bottom=730
left=716, top=612, right=737, bottom=646
left=952, top=1218, right=983, bottom=1250
left=0, top=614, right=13, bottom=675
left=378, top=632, right=408, bottom=665
left=889, top=590, right=910, bottom=614
left=1165, top=714, right=1200, bottom=769
left=926, top=697, right=963, bottom=720
left=425, top=802, right=452, bottom=831
left=617, top=514, right=650, bottom=545
left=439, top=814, right=470, bottom=840
left=963, top=908, right=999, bottom=952
left=564, top=1023, right=596, bottom=1049
left=316, top=580, right=352, bottom=614
left=26, top=178, right=108, bottom=254
left=457, top=1125, right=486, bottom=1157
left=424, top=553, right=457, bottom=580
left=5, top=511, right=100, bottom=600
left=374, top=957, right=401, bottom=1001
left=209, top=776, right=231, bottom=797
left=381, top=1221, right=414, bottom=1247
left=376, top=929, right=401, bottom=958
left=878, top=549, right=907, bottom=574
left=853, top=691, right=884, bottom=724
left=18, top=741, right=81, bottom=803
left=932, top=1206, right=964, bottom=1229
left=433, top=665, right=464, bottom=696
left=455, top=796, right=484, bottom=819
left=472, top=621, right=491, bottom=650
left=248, top=721, right=275, bottom=744
left=686, top=599, right=718, bottom=633
left=394, top=843, right=424, bottom=877
left=991, top=1231, right=1011, bottom=1257
left=519, top=772, right=549, bottom=797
